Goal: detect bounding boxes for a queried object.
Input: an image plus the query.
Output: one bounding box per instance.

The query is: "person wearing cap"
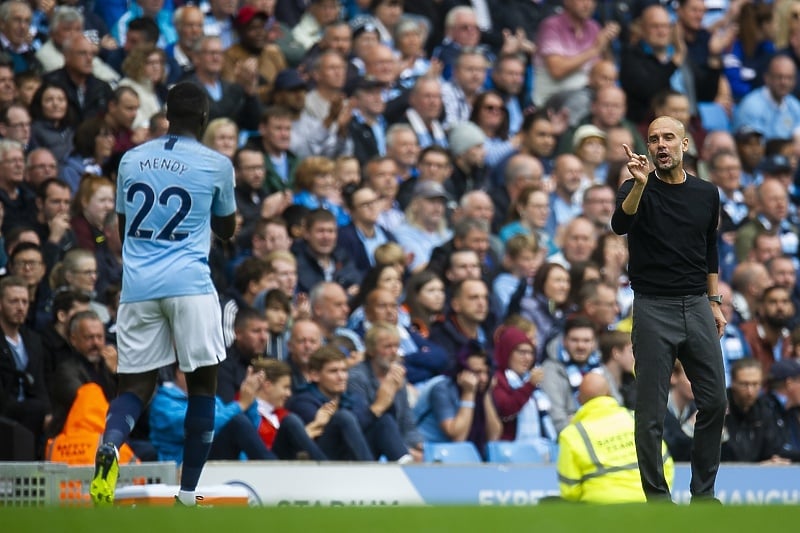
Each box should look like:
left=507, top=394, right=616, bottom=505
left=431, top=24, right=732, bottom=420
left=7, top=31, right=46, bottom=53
left=348, top=75, right=388, bottom=165
left=269, top=67, right=353, bottom=159
left=441, top=48, right=488, bottom=129
left=734, top=55, right=800, bottom=141
left=572, top=124, right=607, bottom=184
left=393, top=180, right=453, bottom=273
left=186, top=35, right=263, bottom=132
left=291, top=0, right=342, bottom=52
left=722, top=358, right=800, bottom=463
left=735, top=178, right=799, bottom=262
left=222, top=6, right=288, bottom=105
left=733, top=125, right=765, bottom=187
left=765, top=359, right=800, bottom=455
left=446, top=121, right=487, bottom=203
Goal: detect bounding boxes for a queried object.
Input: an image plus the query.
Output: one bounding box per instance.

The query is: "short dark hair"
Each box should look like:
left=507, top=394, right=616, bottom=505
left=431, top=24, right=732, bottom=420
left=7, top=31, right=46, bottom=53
left=260, top=105, right=294, bottom=125
left=9, top=241, right=42, bottom=265
left=563, top=315, right=596, bottom=336
left=233, top=257, right=270, bottom=295
left=126, top=17, right=160, bottom=44
left=263, top=288, right=291, bottom=313
left=166, top=82, right=209, bottom=125
left=233, top=306, right=267, bottom=331
left=36, top=177, right=71, bottom=200
left=303, top=207, right=337, bottom=229
left=52, top=288, right=91, bottom=317
left=111, top=86, right=138, bottom=104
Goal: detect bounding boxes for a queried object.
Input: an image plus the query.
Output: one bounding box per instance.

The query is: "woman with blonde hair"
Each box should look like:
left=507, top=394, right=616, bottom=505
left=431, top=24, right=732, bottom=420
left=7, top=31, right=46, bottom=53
left=50, top=248, right=110, bottom=322
left=292, top=156, right=349, bottom=225
left=119, top=45, right=167, bottom=129
left=70, top=175, right=115, bottom=253
left=202, top=118, right=239, bottom=160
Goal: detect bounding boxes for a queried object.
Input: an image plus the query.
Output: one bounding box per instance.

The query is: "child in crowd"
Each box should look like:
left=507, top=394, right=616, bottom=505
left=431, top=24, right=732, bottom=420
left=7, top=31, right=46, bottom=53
left=263, top=289, right=291, bottom=362
left=494, top=234, right=544, bottom=314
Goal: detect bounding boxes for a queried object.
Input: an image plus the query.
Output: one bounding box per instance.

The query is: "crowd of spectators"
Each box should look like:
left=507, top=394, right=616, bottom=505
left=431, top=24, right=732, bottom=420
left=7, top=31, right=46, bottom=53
left=1, top=0, right=800, bottom=467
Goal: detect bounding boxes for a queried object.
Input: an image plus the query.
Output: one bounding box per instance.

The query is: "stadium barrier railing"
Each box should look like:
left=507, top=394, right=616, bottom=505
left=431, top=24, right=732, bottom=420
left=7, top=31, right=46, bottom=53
left=0, top=462, right=177, bottom=506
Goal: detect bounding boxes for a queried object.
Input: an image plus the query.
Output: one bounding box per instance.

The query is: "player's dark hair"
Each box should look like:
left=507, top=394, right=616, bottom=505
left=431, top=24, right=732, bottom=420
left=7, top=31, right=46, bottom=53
left=166, top=82, right=209, bottom=136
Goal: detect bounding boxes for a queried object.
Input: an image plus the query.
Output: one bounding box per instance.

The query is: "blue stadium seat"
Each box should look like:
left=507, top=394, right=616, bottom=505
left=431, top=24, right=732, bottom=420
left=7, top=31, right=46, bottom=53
left=423, top=442, right=482, bottom=464
left=486, top=441, right=545, bottom=464
left=697, top=102, right=731, bottom=132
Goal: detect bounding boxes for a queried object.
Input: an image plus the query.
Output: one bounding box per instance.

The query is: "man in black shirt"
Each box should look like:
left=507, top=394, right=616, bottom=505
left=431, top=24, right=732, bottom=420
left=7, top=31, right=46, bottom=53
left=611, top=116, right=727, bottom=503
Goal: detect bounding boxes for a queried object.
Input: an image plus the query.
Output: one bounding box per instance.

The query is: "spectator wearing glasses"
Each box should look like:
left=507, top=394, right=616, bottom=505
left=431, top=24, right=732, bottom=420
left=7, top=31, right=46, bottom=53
left=0, top=1, right=42, bottom=74
left=0, top=103, right=34, bottom=152
left=0, top=139, right=36, bottom=235
left=42, top=33, right=113, bottom=124
left=35, top=6, right=119, bottom=86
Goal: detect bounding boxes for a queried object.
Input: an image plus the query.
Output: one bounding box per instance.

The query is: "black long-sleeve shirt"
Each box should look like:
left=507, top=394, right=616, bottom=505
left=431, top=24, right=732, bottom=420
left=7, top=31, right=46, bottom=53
left=611, top=172, right=719, bottom=296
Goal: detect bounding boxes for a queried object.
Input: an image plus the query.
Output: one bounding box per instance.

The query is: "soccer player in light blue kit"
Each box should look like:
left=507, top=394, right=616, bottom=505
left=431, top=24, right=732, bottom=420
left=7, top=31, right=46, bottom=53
left=90, top=82, right=237, bottom=507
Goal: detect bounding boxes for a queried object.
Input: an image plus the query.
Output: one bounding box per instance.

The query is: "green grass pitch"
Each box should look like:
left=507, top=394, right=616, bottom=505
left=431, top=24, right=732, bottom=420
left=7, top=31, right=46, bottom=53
left=3, top=504, right=800, bottom=533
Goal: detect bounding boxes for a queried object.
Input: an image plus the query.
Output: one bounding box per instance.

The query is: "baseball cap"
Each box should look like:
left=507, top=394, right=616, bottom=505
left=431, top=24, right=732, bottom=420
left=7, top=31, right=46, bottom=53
left=572, top=124, right=607, bottom=150
left=734, top=125, right=764, bottom=143
left=273, top=69, right=307, bottom=91
left=352, top=21, right=379, bottom=40
left=235, top=6, right=269, bottom=29
left=759, top=154, right=793, bottom=174
left=413, top=180, right=450, bottom=201
left=768, top=359, right=800, bottom=382
left=346, top=75, right=385, bottom=96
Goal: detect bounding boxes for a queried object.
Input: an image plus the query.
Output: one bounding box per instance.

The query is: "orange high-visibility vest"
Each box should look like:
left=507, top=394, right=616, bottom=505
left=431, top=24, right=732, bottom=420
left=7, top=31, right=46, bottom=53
left=46, top=383, right=137, bottom=465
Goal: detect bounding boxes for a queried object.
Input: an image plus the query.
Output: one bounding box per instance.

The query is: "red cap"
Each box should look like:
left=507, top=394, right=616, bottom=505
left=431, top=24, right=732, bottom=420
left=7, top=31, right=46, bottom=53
left=235, top=6, right=269, bottom=29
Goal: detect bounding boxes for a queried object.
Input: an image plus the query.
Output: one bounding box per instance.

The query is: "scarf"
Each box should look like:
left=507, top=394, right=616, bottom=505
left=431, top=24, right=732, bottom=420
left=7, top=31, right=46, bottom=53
left=405, top=109, right=448, bottom=149
left=505, top=369, right=557, bottom=460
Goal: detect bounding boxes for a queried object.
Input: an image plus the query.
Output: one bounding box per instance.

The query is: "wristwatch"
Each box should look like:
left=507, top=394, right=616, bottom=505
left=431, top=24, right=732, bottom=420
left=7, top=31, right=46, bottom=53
left=707, top=294, right=723, bottom=304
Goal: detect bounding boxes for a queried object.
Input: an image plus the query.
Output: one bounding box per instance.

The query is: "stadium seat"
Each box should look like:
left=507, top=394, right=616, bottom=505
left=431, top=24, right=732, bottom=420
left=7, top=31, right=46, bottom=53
left=423, top=442, right=482, bottom=464
left=486, top=441, right=545, bottom=464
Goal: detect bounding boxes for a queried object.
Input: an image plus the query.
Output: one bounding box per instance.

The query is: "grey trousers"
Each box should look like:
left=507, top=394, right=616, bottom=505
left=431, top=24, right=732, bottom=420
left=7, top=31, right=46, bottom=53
left=632, top=294, right=727, bottom=501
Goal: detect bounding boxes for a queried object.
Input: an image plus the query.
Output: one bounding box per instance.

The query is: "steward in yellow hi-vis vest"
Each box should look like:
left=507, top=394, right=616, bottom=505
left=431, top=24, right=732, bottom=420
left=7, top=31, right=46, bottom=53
left=557, top=373, right=673, bottom=503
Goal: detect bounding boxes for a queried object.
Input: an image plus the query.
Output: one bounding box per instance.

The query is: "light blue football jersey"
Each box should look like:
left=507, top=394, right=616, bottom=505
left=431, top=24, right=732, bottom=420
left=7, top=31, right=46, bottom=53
left=116, top=135, right=235, bottom=303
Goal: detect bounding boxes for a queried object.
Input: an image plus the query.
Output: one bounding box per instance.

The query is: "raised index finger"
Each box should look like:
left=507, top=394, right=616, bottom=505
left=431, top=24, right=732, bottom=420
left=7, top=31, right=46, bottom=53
left=622, top=143, right=634, bottom=159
